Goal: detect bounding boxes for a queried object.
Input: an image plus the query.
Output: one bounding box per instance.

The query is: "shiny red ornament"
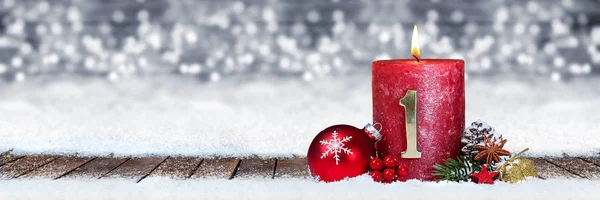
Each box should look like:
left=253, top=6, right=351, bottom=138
left=397, top=164, right=409, bottom=177
left=396, top=176, right=407, bottom=182
left=369, top=171, right=383, bottom=182
left=307, top=124, right=381, bottom=182
left=383, top=155, right=398, bottom=168
left=470, top=165, right=499, bottom=184
left=383, top=168, right=396, bottom=181
left=369, top=158, right=384, bottom=171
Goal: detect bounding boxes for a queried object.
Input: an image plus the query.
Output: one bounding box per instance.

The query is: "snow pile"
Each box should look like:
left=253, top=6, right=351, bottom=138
left=0, top=176, right=598, bottom=199
left=0, top=75, right=599, bottom=157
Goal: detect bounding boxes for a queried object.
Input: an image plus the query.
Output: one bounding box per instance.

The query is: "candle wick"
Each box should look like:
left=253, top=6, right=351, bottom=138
left=413, top=55, right=420, bottom=62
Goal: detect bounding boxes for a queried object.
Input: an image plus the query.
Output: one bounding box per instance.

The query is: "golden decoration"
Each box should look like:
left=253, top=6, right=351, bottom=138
left=495, top=148, right=538, bottom=183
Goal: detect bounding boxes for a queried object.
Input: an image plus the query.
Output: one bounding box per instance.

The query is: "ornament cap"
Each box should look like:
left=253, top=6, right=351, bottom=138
left=364, top=123, right=382, bottom=141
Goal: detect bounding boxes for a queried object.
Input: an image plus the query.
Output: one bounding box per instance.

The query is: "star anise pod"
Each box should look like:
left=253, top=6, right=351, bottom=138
left=473, top=136, right=510, bottom=165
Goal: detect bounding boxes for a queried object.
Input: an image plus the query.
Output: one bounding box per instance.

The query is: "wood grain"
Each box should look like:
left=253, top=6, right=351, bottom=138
left=191, top=158, right=240, bottom=179
left=21, top=157, right=94, bottom=179
left=274, top=157, right=309, bottom=179
left=62, top=157, right=129, bottom=179
left=148, top=157, right=203, bottom=179
left=235, top=158, right=276, bottom=179
left=530, top=158, right=579, bottom=179
left=1, top=154, right=599, bottom=180
left=546, top=158, right=599, bottom=179
left=582, top=157, right=600, bottom=167
left=1, top=155, right=58, bottom=178
left=1, top=152, right=24, bottom=167
left=102, top=157, right=167, bottom=182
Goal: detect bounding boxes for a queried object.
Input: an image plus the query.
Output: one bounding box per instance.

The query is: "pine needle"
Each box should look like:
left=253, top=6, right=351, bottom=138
left=432, top=155, right=481, bottom=182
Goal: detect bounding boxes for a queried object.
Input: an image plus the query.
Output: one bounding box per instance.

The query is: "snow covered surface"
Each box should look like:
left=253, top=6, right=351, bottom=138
left=0, top=176, right=598, bottom=200
left=0, top=75, right=599, bottom=157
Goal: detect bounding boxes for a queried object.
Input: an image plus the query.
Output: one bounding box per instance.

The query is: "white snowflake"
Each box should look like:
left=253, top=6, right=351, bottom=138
left=319, top=130, right=353, bottom=165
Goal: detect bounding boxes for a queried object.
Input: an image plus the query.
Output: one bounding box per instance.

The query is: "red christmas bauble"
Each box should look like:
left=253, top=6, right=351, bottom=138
left=369, top=171, right=383, bottom=182
left=396, top=176, right=407, bottom=182
left=307, top=124, right=381, bottom=182
left=369, top=158, right=383, bottom=171
left=383, top=155, right=398, bottom=168
left=397, top=164, right=409, bottom=177
left=383, top=168, right=396, bottom=182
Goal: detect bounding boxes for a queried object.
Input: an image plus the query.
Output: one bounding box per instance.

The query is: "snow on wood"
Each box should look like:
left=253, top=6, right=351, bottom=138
left=190, top=158, right=240, bottom=179
left=1, top=77, right=599, bottom=157
left=545, top=158, right=600, bottom=179
left=102, top=157, right=166, bottom=182
left=62, top=157, right=129, bottom=179
left=20, top=156, right=93, bottom=179
left=1, top=155, right=57, bottom=178
left=235, top=158, right=276, bottom=179
left=530, top=158, right=579, bottom=179
left=274, top=157, right=310, bottom=179
left=148, top=157, right=203, bottom=179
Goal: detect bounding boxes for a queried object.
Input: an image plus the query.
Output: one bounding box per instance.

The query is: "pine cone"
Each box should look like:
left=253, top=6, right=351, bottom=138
left=460, top=120, right=503, bottom=156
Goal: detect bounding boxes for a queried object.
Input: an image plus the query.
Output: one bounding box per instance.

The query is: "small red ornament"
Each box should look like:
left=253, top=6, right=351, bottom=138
left=383, top=155, right=397, bottom=168
left=397, top=164, right=409, bottom=177
left=370, top=171, right=383, bottom=182
left=307, top=124, right=382, bottom=182
left=369, top=158, right=384, bottom=171
left=396, top=176, right=407, bottom=182
left=470, top=165, right=500, bottom=184
left=383, top=168, right=396, bottom=181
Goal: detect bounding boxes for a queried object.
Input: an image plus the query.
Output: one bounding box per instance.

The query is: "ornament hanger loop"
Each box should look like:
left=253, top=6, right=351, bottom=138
left=373, top=122, right=383, bottom=132
left=364, top=123, right=382, bottom=141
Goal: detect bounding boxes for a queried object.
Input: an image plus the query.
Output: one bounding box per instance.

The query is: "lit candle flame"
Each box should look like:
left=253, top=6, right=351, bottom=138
left=411, top=24, right=420, bottom=62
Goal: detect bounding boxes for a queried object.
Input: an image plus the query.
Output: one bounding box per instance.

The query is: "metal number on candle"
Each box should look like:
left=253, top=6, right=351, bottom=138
left=399, top=90, right=422, bottom=158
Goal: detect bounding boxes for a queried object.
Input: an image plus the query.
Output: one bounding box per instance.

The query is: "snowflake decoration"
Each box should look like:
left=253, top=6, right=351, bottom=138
left=319, top=130, right=353, bottom=165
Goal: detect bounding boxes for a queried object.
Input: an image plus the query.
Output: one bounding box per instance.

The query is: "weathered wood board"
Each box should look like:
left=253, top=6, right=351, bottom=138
left=545, top=158, right=599, bottom=179
left=102, top=157, right=167, bottom=182
left=191, top=158, right=240, bottom=179
left=274, top=157, right=310, bottom=179
left=235, top=158, right=276, bottom=179
left=21, top=157, right=94, bottom=179
left=62, top=157, right=129, bottom=179
left=530, top=158, right=579, bottom=179
left=149, top=157, right=203, bottom=179
left=1, top=155, right=57, bottom=178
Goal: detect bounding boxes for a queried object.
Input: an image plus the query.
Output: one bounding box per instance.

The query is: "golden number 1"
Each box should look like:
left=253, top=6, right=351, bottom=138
left=399, top=90, right=422, bottom=158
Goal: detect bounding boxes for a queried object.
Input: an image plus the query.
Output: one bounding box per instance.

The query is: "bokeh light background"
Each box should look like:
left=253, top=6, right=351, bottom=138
left=0, top=0, right=598, bottom=83
left=1, top=0, right=600, bottom=157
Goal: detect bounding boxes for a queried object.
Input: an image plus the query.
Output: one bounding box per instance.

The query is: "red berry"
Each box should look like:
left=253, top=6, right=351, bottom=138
left=383, top=168, right=396, bottom=182
left=383, top=155, right=397, bottom=168
left=369, top=158, right=383, bottom=171
left=396, top=176, right=407, bottom=182
left=369, top=171, right=383, bottom=182
left=397, top=164, right=409, bottom=177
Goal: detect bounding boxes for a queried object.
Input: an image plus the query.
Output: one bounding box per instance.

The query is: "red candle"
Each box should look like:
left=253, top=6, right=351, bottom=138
left=372, top=25, right=465, bottom=181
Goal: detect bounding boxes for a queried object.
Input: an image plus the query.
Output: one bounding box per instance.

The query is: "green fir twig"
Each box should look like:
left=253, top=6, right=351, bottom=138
left=432, top=155, right=481, bottom=182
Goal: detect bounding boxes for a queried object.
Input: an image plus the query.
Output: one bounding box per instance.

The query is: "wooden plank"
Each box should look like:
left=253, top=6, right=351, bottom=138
left=274, top=157, right=309, bottom=179
left=582, top=157, right=600, bottom=167
left=235, top=158, right=276, bottom=179
left=62, top=157, right=129, bottom=179
left=1, top=155, right=58, bottom=178
left=546, top=158, right=599, bottom=179
left=148, top=157, right=203, bottom=179
left=102, top=157, right=167, bottom=182
left=530, top=158, right=579, bottom=179
left=21, top=157, right=94, bottom=179
left=191, top=158, right=240, bottom=179
left=1, top=152, right=24, bottom=167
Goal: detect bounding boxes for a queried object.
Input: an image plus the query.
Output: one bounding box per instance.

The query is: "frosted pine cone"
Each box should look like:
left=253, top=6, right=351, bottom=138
left=460, top=120, right=503, bottom=156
